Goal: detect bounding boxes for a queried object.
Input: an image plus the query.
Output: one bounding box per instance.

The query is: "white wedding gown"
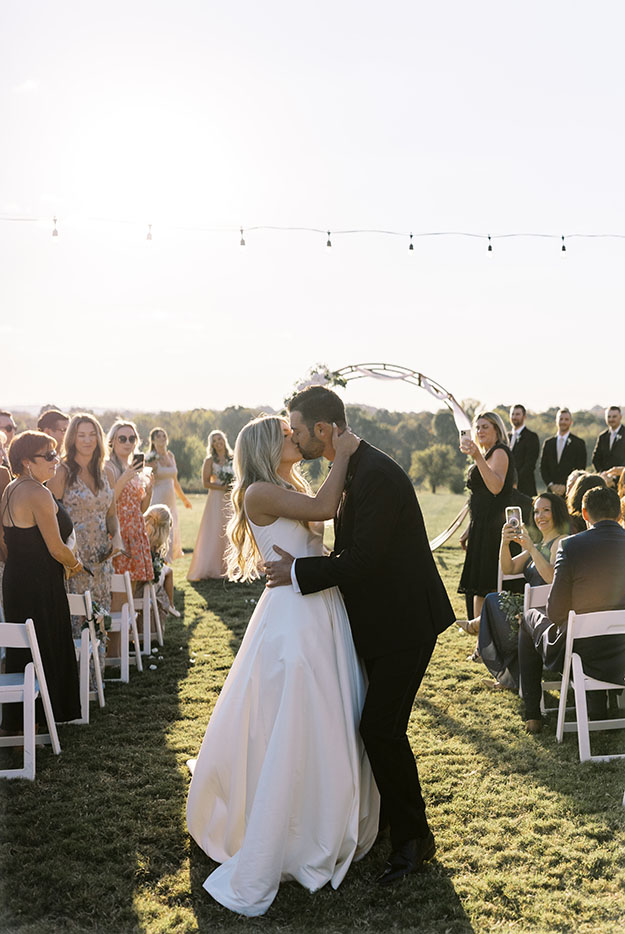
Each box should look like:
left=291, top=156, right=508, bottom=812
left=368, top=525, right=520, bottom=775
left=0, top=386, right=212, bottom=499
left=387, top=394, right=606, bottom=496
left=186, top=516, right=379, bottom=916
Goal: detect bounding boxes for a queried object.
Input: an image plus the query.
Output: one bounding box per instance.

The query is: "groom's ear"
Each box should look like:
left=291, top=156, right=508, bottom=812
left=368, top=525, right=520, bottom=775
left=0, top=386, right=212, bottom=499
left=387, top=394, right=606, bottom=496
left=313, top=421, right=332, bottom=441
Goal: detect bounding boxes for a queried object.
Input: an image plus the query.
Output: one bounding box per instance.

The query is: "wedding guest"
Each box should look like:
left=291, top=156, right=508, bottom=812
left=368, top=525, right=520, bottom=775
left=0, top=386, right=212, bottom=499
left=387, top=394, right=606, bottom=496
left=0, top=431, right=81, bottom=731
left=565, top=469, right=587, bottom=500
left=508, top=404, right=539, bottom=496
left=539, top=407, right=587, bottom=496
left=144, top=504, right=180, bottom=617
left=458, top=493, right=569, bottom=690
left=47, top=414, right=122, bottom=621
left=458, top=412, right=515, bottom=625
left=146, top=427, right=191, bottom=561
left=187, top=430, right=233, bottom=581
left=566, top=473, right=606, bottom=534
left=592, top=406, right=625, bottom=488
left=37, top=408, right=70, bottom=452
left=0, top=412, right=16, bottom=468
left=104, top=421, right=154, bottom=585
left=519, top=486, right=625, bottom=733
left=0, top=431, right=10, bottom=621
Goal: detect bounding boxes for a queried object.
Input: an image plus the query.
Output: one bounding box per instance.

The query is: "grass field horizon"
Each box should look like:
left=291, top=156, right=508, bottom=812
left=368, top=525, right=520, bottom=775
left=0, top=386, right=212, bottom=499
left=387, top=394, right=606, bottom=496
left=2, top=490, right=625, bottom=933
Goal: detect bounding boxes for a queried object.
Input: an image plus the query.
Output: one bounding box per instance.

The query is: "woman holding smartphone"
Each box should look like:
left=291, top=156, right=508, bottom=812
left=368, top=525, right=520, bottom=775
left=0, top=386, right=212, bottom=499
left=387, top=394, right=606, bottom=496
left=104, top=420, right=154, bottom=584
left=457, top=412, right=515, bottom=630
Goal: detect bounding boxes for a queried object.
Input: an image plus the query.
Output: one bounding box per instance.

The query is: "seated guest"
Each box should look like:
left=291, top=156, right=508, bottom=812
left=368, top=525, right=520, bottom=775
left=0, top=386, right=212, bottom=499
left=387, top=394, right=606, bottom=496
left=565, top=469, right=587, bottom=499
left=519, top=486, right=625, bottom=734
left=37, top=408, right=70, bottom=453
left=144, top=504, right=180, bottom=617
left=508, top=404, right=540, bottom=496
left=539, top=407, right=587, bottom=496
left=566, top=472, right=606, bottom=534
left=0, top=412, right=16, bottom=468
left=458, top=493, right=569, bottom=690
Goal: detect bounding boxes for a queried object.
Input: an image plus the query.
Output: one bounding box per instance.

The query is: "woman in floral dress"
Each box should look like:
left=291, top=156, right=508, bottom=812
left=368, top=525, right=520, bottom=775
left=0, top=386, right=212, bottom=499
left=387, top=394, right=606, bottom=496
left=187, top=430, right=233, bottom=580
left=104, top=420, right=154, bottom=585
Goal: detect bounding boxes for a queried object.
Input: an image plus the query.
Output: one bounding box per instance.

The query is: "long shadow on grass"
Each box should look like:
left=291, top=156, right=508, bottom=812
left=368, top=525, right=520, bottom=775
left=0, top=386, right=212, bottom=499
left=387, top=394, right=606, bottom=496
left=0, top=610, right=194, bottom=934
left=188, top=836, right=475, bottom=934
left=187, top=578, right=264, bottom=657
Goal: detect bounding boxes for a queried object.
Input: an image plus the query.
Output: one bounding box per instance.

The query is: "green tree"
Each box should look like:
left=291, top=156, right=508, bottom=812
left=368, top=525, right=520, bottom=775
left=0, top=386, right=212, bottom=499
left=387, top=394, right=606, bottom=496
left=409, top=443, right=464, bottom=494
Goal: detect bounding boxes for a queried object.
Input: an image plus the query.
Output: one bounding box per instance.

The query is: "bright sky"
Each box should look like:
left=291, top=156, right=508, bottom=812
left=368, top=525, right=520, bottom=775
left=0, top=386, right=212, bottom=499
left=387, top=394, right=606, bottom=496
left=2, top=1, right=624, bottom=415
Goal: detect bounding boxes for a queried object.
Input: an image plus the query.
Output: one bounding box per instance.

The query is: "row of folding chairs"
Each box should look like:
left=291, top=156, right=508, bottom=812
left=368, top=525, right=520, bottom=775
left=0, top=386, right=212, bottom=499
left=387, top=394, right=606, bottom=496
left=0, top=570, right=167, bottom=780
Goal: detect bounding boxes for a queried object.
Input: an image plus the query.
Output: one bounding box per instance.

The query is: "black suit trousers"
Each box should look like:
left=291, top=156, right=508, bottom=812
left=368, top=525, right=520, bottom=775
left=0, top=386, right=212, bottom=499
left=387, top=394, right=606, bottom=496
left=361, top=636, right=436, bottom=849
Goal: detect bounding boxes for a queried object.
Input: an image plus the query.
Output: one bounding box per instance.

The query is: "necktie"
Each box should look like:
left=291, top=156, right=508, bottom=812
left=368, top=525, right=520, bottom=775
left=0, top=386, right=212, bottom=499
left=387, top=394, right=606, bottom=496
left=557, top=435, right=565, bottom=462
left=610, top=431, right=618, bottom=450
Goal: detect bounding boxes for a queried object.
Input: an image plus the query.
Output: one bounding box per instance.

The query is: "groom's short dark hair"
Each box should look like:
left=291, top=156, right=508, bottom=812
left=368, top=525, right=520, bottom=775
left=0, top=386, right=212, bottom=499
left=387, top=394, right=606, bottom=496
left=288, top=385, right=347, bottom=432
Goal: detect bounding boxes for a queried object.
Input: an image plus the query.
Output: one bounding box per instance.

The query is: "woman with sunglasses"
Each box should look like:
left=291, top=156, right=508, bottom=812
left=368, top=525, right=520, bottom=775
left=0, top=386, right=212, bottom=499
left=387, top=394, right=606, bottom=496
left=104, top=421, right=154, bottom=585
left=0, top=430, right=82, bottom=732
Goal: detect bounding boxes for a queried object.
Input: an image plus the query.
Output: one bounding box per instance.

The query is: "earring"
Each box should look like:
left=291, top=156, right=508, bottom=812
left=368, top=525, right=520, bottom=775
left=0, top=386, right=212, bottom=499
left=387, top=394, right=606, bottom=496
left=27, top=465, right=34, bottom=479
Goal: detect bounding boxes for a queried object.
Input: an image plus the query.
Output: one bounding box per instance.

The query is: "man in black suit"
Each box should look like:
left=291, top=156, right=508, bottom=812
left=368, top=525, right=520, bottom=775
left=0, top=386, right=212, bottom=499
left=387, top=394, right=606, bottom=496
left=519, top=485, right=625, bottom=733
left=264, top=385, right=455, bottom=885
left=539, top=407, right=587, bottom=496
left=508, top=404, right=539, bottom=496
left=591, top=405, right=625, bottom=475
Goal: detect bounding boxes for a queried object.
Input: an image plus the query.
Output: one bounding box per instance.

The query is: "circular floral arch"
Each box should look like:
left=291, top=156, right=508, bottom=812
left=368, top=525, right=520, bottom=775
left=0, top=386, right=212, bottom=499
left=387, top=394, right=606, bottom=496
left=297, top=362, right=471, bottom=549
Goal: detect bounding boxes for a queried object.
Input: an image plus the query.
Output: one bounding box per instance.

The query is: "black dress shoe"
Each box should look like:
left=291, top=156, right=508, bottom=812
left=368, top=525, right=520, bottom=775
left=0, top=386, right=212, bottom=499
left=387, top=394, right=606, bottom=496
left=376, top=831, right=436, bottom=886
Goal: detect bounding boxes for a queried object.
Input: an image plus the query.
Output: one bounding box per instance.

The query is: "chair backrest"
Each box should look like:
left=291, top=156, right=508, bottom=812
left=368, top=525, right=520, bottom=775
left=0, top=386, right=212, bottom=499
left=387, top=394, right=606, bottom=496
left=0, top=621, right=31, bottom=650
left=67, top=590, right=94, bottom=619
left=497, top=562, right=525, bottom=592
left=111, top=571, right=134, bottom=613
left=567, top=608, right=625, bottom=642
left=523, top=582, right=552, bottom=614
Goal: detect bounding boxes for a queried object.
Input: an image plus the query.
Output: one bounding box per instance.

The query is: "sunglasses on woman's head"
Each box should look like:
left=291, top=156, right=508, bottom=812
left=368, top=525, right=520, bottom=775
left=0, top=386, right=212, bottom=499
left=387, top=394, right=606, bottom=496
left=32, top=451, right=59, bottom=462
left=116, top=434, right=137, bottom=445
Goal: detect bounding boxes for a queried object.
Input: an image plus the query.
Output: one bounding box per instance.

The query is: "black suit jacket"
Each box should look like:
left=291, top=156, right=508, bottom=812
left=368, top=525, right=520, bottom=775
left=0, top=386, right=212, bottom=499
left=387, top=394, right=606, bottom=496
left=546, top=520, right=625, bottom=683
left=592, top=427, right=625, bottom=472
left=539, top=434, right=587, bottom=488
left=509, top=426, right=539, bottom=496
left=294, top=440, right=455, bottom=658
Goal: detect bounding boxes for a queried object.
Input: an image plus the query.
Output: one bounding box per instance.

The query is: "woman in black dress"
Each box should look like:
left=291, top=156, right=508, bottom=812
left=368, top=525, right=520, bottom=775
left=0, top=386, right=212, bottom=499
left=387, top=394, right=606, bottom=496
left=0, top=431, right=82, bottom=732
left=458, top=411, right=515, bottom=622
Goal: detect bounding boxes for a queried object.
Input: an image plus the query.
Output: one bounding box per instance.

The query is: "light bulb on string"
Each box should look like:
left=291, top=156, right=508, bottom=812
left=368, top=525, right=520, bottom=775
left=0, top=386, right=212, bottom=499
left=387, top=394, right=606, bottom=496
left=408, top=233, right=414, bottom=251
left=561, top=235, right=566, bottom=253
left=240, top=227, right=246, bottom=247
left=326, top=231, right=332, bottom=248
left=52, top=216, right=58, bottom=238
left=487, top=235, right=492, bottom=253
left=146, top=223, right=153, bottom=241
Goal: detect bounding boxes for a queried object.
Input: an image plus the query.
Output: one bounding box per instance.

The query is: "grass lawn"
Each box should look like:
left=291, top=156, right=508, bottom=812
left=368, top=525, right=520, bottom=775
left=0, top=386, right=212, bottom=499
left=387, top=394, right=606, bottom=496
left=2, top=492, right=625, bottom=933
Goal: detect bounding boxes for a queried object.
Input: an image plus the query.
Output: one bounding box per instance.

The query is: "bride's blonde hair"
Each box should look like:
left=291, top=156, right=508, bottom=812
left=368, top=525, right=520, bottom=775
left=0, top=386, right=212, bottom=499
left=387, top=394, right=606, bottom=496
left=226, top=415, right=310, bottom=582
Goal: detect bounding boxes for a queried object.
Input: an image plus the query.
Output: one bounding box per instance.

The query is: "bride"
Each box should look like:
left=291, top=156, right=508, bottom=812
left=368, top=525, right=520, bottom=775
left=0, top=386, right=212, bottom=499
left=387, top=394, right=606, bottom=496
left=186, top=415, right=379, bottom=916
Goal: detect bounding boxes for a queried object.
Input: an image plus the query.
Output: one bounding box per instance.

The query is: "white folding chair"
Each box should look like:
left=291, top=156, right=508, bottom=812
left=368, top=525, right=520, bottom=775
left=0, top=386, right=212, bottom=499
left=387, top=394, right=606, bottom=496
left=105, top=572, right=143, bottom=682
left=497, top=561, right=525, bottom=592
left=556, top=608, right=625, bottom=762
left=0, top=619, right=61, bottom=780
left=67, top=591, right=105, bottom=724
left=135, top=583, right=163, bottom=656
left=522, top=583, right=562, bottom=715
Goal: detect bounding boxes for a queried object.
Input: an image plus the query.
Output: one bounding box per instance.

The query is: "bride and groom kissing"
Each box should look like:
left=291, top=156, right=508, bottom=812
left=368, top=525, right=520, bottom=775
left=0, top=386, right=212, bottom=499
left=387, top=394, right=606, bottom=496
left=186, top=385, right=455, bottom=916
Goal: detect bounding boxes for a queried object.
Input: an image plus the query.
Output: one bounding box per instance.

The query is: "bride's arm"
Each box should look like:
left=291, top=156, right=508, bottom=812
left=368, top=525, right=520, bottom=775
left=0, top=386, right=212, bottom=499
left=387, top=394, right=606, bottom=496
left=245, top=428, right=359, bottom=524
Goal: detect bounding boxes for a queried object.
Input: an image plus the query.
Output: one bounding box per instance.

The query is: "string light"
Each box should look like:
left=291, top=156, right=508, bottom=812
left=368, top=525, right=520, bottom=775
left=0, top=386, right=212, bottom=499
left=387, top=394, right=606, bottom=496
left=408, top=233, right=414, bottom=251
left=146, top=223, right=152, bottom=241
left=561, top=235, right=566, bottom=252
left=326, top=230, right=332, bottom=248
left=52, top=216, right=58, bottom=238
left=240, top=227, right=246, bottom=247
left=487, top=235, right=492, bottom=252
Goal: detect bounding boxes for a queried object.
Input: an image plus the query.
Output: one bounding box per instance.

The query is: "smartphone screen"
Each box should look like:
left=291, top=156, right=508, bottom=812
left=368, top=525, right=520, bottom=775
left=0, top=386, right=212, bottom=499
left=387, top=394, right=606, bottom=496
left=132, top=453, right=145, bottom=469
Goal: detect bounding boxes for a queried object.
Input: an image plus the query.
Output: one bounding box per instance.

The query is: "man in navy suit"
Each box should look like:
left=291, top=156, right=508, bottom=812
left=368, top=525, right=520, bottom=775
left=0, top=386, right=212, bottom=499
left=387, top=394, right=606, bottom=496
left=539, top=407, right=587, bottom=496
left=508, top=404, right=540, bottom=496
left=592, top=405, right=625, bottom=475
left=519, top=485, right=625, bottom=733
left=264, top=385, right=455, bottom=885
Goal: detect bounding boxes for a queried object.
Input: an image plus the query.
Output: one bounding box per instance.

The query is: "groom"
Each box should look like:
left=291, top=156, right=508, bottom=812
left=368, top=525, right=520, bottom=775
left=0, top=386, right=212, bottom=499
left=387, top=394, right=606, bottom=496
left=265, top=385, right=454, bottom=884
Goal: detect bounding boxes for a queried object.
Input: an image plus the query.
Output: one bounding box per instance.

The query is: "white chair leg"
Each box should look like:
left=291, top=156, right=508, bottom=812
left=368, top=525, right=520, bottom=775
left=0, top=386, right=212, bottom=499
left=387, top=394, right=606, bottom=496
left=130, top=611, right=143, bottom=673
left=88, top=618, right=105, bottom=708
left=572, top=654, right=591, bottom=762
left=142, top=588, right=151, bottom=657
left=23, top=663, right=36, bottom=780
left=556, top=653, right=572, bottom=743
left=80, top=629, right=90, bottom=724
left=150, top=584, right=164, bottom=646
left=120, top=613, right=130, bottom=683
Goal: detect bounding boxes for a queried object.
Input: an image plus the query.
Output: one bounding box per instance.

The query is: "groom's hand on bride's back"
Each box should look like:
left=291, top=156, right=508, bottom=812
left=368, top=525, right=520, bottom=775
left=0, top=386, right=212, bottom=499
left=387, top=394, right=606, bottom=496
left=264, top=546, right=295, bottom=588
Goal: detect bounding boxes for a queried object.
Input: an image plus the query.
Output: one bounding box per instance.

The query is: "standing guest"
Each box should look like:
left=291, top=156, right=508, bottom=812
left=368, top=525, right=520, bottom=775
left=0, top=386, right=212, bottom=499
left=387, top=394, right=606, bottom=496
left=566, top=473, right=607, bottom=534
left=0, top=431, right=10, bottom=621
left=37, top=408, right=70, bottom=453
left=187, top=430, right=233, bottom=581
left=104, top=421, right=154, bottom=585
left=458, top=412, right=515, bottom=623
left=146, top=427, right=192, bottom=561
left=591, top=405, right=625, bottom=481
left=0, top=431, right=81, bottom=731
left=539, top=407, right=587, bottom=496
left=0, top=412, right=17, bottom=468
left=508, top=404, right=539, bottom=497
left=519, top=486, right=625, bottom=733
left=47, top=414, right=122, bottom=620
